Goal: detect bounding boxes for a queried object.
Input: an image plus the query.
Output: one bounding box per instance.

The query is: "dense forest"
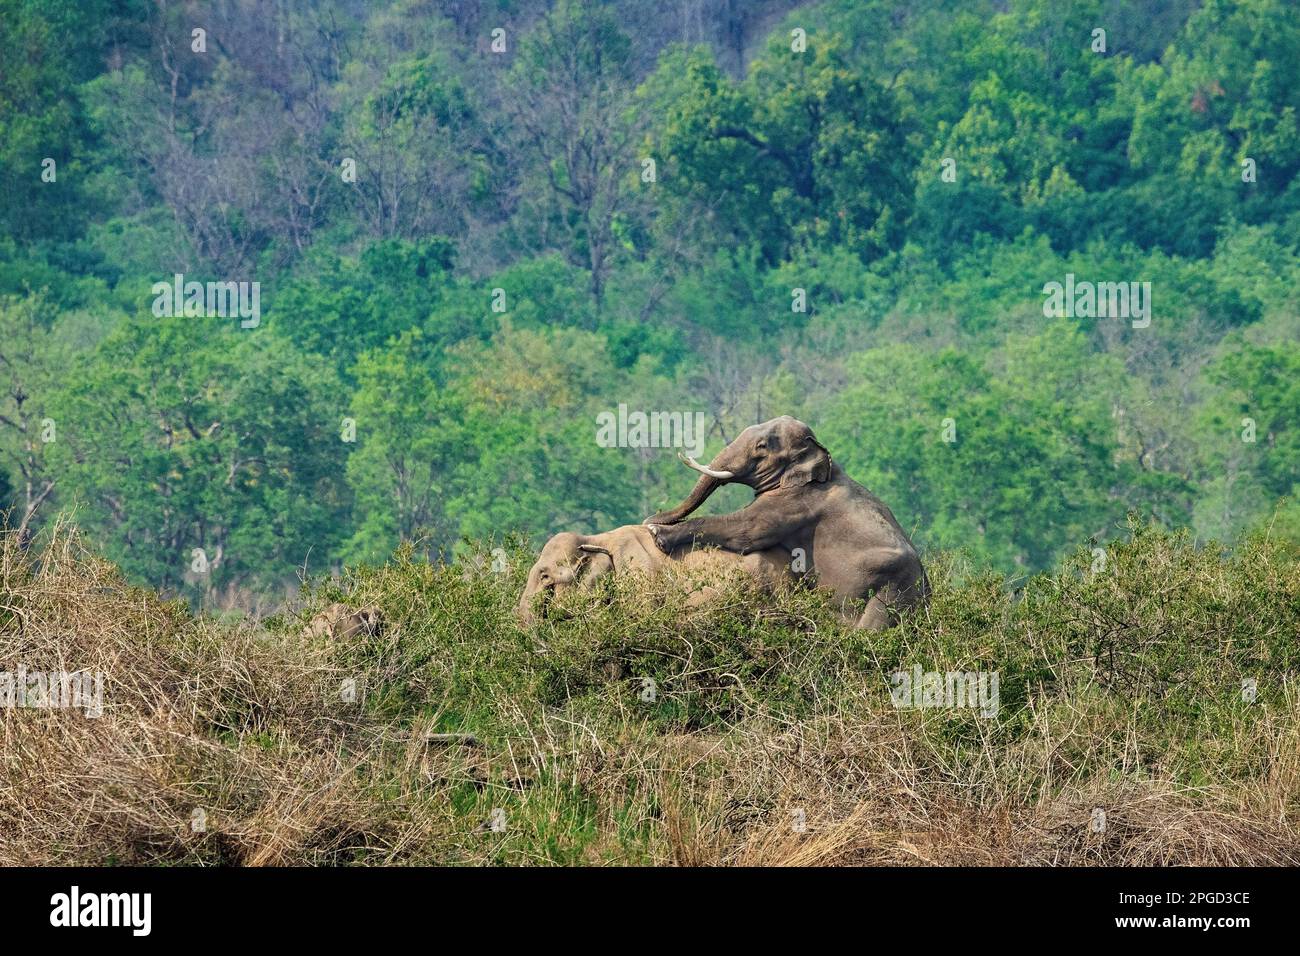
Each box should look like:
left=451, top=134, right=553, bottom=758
left=2, top=0, right=1297, bottom=609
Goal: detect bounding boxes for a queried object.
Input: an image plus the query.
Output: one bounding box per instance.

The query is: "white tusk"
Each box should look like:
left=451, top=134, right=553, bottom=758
left=678, top=451, right=734, bottom=479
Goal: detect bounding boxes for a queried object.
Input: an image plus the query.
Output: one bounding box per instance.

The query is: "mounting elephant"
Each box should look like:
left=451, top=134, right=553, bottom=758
left=644, top=416, right=928, bottom=630
left=517, top=524, right=792, bottom=626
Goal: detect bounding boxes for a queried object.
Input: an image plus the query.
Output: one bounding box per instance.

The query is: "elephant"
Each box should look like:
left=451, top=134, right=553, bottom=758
left=302, top=602, right=384, bottom=641
left=517, top=524, right=793, bottom=626
left=644, top=416, right=928, bottom=630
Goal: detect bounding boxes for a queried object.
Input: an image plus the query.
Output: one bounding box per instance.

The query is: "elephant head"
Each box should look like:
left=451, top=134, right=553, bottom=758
left=646, top=416, right=831, bottom=525
left=516, top=532, right=615, bottom=626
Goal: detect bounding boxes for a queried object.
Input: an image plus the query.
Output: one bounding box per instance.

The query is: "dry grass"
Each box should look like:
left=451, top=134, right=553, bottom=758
left=0, top=517, right=431, bottom=865
left=1, top=517, right=1297, bottom=865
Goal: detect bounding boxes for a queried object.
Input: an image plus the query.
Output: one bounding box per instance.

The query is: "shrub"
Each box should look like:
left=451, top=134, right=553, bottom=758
left=2, top=517, right=1296, bottom=865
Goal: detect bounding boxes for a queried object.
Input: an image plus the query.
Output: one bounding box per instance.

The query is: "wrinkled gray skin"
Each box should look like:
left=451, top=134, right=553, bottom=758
left=645, top=416, right=928, bottom=630
left=517, top=524, right=791, bottom=626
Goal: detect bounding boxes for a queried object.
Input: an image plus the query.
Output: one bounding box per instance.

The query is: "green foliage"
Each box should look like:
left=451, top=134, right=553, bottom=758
left=48, top=318, right=350, bottom=600
left=324, top=518, right=1300, bottom=759
left=1209, top=342, right=1300, bottom=498
left=0, top=0, right=105, bottom=242
left=342, top=328, right=465, bottom=561
left=1, top=0, right=1299, bottom=599
left=652, top=36, right=914, bottom=263
left=820, top=323, right=1124, bottom=569
left=439, top=322, right=643, bottom=541
left=270, top=239, right=461, bottom=378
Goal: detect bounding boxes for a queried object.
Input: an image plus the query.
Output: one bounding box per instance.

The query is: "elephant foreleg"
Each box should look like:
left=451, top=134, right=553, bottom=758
left=648, top=498, right=809, bottom=555
left=854, top=594, right=895, bottom=631
left=853, top=575, right=927, bottom=630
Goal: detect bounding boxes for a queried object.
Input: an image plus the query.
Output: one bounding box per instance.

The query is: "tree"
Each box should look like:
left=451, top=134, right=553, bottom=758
left=505, top=0, right=650, bottom=307
left=652, top=34, right=914, bottom=265
left=339, top=50, right=497, bottom=242
left=269, top=237, right=462, bottom=379
left=342, top=329, right=466, bottom=561
left=1194, top=340, right=1300, bottom=539
left=440, top=322, right=643, bottom=544
left=0, top=462, right=10, bottom=522
left=50, top=319, right=350, bottom=605
left=1126, top=0, right=1300, bottom=250
left=0, top=294, right=66, bottom=541
left=819, top=323, right=1123, bottom=571
left=0, top=0, right=112, bottom=244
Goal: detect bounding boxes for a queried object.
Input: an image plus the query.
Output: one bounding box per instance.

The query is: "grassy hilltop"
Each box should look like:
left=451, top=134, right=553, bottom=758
left=1, top=517, right=1298, bottom=866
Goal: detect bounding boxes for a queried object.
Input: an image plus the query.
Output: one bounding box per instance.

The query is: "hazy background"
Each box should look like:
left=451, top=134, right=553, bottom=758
left=1, top=0, right=1297, bottom=609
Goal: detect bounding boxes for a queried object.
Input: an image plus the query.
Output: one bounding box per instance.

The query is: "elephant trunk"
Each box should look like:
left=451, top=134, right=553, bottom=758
left=646, top=445, right=742, bottom=525
left=648, top=471, right=723, bottom=524
left=516, top=589, right=538, bottom=627
left=517, top=572, right=551, bottom=627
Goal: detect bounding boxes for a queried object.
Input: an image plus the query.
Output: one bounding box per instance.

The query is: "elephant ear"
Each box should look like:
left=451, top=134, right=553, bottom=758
left=576, top=545, right=615, bottom=582
left=590, top=527, right=657, bottom=571
left=780, top=438, right=831, bottom=489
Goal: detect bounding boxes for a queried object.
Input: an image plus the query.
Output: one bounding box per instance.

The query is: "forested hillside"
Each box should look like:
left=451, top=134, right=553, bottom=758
left=2, top=0, right=1298, bottom=608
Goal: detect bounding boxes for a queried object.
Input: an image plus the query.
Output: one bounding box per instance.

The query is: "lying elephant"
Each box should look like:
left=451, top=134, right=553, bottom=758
left=644, top=416, right=928, bottom=630
left=302, top=602, right=384, bottom=640
left=517, top=524, right=792, bottom=626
